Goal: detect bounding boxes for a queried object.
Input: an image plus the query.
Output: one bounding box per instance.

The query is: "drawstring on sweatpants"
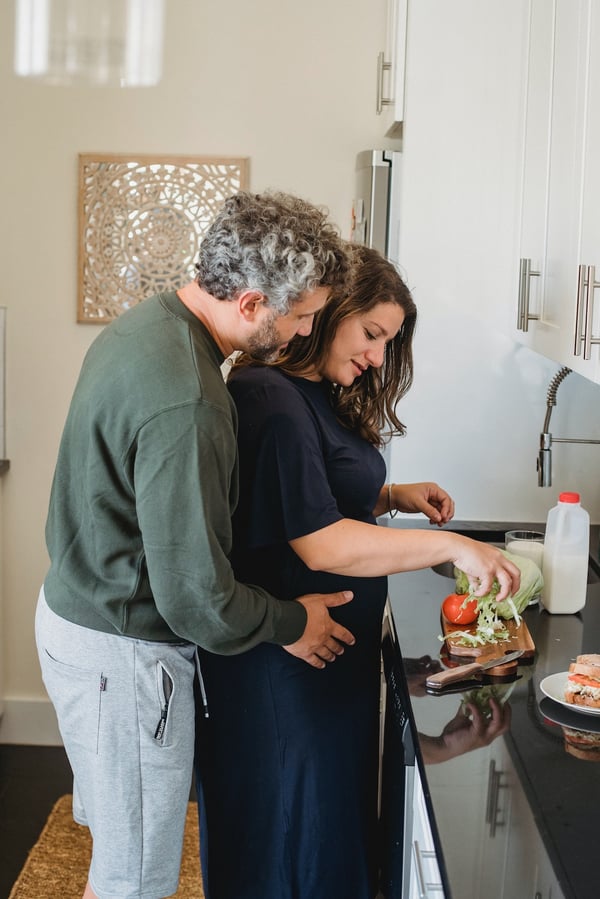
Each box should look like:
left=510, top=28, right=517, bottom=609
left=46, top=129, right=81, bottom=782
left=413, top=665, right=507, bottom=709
left=195, top=648, right=209, bottom=718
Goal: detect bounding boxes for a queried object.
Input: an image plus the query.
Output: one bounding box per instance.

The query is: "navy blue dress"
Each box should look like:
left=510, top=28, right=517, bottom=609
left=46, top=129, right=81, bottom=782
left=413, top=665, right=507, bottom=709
left=194, top=367, right=388, bottom=899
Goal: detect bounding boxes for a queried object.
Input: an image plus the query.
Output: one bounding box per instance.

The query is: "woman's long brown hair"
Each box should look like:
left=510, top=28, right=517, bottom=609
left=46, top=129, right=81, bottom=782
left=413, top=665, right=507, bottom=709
left=232, top=244, right=417, bottom=446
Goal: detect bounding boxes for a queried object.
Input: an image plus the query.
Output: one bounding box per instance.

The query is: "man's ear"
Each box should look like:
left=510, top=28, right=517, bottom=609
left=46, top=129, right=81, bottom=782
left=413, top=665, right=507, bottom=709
left=238, top=290, right=267, bottom=322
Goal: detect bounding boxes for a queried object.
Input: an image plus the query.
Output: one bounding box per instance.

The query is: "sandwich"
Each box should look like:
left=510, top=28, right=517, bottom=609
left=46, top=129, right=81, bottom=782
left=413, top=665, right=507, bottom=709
left=564, top=654, right=600, bottom=709
left=561, top=726, right=600, bottom=762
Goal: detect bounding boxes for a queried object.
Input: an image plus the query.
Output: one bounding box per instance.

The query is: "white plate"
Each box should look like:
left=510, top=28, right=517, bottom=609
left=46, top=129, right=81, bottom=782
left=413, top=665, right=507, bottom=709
left=540, top=672, right=600, bottom=717
left=539, top=697, right=600, bottom=734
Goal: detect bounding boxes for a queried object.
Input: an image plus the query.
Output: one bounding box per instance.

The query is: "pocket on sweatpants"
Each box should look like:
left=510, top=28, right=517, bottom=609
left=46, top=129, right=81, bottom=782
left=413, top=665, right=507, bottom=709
left=154, top=660, right=175, bottom=747
left=40, top=648, right=103, bottom=754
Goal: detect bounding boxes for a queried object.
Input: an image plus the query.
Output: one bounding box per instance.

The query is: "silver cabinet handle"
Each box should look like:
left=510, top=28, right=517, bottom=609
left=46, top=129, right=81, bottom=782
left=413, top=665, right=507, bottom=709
left=412, top=840, right=444, bottom=897
left=584, top=265, right=599, bottom=361
left=485, top=758, right=496, bottom=825
left=485, top=759, right=508, bottom=838
left=517, top=258, right=540, bottom=331
left=376, top=51, right=393, bottom=114
left=574, top=264, right=587, bottom=355
left=574, top=265, right=600, bottom=359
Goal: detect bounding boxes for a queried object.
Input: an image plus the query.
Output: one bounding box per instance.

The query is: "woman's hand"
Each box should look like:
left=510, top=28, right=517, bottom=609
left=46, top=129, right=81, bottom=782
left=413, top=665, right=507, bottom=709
left=451, top=537, right=521, bottom=601
left=381, top=482, right=456, bottom=525
left=420, top=698, right=512, bottom=764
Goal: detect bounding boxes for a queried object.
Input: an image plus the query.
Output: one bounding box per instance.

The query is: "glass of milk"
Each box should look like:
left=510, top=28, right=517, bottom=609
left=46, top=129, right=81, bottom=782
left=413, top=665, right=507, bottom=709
left=505, top=530, right=545, bottom=565
left=505, top=530, right=545, bottom=603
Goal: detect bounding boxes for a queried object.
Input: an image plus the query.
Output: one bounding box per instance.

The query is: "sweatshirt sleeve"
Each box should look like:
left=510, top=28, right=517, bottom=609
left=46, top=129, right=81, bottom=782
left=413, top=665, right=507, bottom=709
left=132, top=400, right=307, bottom=652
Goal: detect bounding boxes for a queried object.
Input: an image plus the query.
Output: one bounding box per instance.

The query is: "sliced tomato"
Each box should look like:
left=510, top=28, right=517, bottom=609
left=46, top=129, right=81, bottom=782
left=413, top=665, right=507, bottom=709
left=441, top=593, right=478, bottom=625
left=568, top=674, right=600, bottom=689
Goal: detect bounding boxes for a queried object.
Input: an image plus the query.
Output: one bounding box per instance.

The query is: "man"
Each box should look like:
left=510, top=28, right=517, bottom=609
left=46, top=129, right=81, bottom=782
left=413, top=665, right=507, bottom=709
left=35, top=191, right=355, bottom=899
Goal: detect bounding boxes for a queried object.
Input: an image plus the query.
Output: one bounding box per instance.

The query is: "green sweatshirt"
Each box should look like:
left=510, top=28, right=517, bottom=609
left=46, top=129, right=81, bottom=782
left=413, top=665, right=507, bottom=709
left=44, top=291, right=307, bottom=651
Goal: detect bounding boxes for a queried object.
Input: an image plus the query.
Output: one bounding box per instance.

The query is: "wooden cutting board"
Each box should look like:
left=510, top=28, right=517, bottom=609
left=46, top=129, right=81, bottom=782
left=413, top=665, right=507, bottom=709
left=441, top=613, right=536, bottom=670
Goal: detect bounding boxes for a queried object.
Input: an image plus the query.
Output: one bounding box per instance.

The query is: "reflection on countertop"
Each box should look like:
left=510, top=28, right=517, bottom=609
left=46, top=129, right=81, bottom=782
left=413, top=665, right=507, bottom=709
left=0, top=459, right=9, bottom=476
left=385, top=518, right=600, bottom=899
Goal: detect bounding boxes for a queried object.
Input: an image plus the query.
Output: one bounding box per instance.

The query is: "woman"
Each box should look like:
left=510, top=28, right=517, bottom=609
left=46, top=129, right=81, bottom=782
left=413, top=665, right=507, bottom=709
left=194, top=245, right=519, bottom=899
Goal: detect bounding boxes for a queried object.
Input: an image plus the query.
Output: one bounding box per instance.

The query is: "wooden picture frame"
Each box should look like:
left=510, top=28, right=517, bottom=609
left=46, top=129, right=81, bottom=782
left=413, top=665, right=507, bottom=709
left=77, top=153, right=249, bottom=323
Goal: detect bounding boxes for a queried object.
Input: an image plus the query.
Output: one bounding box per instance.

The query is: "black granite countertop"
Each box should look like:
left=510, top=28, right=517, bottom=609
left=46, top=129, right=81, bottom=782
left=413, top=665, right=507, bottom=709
left=385, top=519, right=600, bottom=899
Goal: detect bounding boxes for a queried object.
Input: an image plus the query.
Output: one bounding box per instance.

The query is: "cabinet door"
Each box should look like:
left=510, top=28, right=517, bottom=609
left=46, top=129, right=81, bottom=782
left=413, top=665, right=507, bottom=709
left=479, top=738, right=568, bottom=899
left=535, top=844, right=566, bottom=899
left=422, top=743, right=495, bottom=899
left=477, top=753, right=512, bottom=899
left=407, top=765, right=445, bottom=898
left=377, top=0, right=407, bottom=134
left=497, top=741, right=538, bottom=899
left=517, top=0, right=600, bottom=382
left=398, top=0, right=527, bottom=331
left=498, top=739, right=566, bottom=899
left=516, top=0, right=554, bottom=343
left=575, top=1, right=600, bottom=379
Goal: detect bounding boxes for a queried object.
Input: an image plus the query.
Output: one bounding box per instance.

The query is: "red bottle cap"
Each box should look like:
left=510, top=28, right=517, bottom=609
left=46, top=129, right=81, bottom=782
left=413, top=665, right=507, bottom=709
left=558, top=492, right=580, bottom=503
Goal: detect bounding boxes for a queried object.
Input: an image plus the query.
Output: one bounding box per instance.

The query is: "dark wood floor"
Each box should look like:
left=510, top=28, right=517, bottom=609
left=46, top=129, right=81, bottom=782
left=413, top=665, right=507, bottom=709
left=0, top=743, right=74, bottom=899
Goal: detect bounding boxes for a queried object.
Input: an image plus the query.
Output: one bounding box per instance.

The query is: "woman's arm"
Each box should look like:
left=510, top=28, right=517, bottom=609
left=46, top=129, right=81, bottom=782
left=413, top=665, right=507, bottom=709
left=419, top=699, right=512, bottom=764
left=289, top=520, right=520, bottom=601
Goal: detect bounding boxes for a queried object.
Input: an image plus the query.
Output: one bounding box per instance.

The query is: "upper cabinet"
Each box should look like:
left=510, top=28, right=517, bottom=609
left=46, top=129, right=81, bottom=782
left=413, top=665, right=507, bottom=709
left=516, top=0, right=600, bottom=383
left=376, top=0, right=408, bottom=135
left=395, top=0, right=600, bottom=384
left=396, top=0, right=527, bottom=332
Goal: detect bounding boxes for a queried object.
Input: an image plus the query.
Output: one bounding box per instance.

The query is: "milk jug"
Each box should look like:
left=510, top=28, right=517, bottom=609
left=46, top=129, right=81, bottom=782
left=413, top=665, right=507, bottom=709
left=542, top=492, right=590, bottom=614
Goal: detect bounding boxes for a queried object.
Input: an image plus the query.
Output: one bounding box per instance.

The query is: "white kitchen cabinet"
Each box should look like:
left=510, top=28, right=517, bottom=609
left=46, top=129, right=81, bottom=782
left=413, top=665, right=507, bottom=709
left=577, top=3, right=600, bottom=380
left=477, top=753, right=513, bottom=899
left=397, top=0, right=527, bottom=333
left=424, top=735, right=564, bottom=899
left=376, top=0, right=407, bottom=135
left=476, top=738, right=566, bottom=899
left=497, top=739, right=565, bottom=899
left=516, top=0, right=600, bottom=383
left=406, top=763, right=445, bottom=898
left=535, top=840, right=566, bottom=899
left=398, top=0, right=600, bottom=383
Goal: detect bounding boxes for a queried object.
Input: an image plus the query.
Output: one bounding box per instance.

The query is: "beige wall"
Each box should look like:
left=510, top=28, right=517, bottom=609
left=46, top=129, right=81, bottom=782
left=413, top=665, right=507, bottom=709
left=0, top=0, right=394, bottom=722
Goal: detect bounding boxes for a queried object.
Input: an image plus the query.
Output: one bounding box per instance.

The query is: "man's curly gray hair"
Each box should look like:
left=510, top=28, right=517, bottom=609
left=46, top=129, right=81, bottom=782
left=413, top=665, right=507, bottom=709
left=195, top=191, right=351, bottom=315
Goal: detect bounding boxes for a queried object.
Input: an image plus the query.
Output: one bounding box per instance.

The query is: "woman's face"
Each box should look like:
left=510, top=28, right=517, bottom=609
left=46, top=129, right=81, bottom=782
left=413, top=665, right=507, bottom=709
left=319, top=301, right=406, bottom=386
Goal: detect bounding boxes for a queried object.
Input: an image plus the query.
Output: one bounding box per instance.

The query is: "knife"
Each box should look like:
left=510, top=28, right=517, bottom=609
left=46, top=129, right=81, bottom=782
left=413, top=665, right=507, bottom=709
left=425, top=649, right=524, bottom=690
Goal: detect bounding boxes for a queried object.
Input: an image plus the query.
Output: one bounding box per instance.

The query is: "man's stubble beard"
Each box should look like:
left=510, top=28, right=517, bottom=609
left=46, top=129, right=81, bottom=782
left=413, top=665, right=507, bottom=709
left=246, top=313, right=286, bottom=363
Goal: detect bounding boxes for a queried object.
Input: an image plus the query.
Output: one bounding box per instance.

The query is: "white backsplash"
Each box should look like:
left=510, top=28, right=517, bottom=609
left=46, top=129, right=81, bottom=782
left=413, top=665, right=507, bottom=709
left=387, top=310, right=600, bottom=524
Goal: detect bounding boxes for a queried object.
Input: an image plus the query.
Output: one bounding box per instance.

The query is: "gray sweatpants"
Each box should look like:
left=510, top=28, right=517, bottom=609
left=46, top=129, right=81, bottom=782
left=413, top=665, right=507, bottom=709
left=35, top=588, right=198, bottom=899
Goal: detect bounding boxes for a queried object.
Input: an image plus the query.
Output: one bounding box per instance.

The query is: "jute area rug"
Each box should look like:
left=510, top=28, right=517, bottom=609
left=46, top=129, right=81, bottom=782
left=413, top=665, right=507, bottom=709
left=9, top=794, right=205, bottom=898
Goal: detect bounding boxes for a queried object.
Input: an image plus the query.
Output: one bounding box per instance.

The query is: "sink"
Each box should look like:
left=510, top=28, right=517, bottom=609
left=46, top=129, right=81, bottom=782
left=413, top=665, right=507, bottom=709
left=430, top=528, right=600, bottom=584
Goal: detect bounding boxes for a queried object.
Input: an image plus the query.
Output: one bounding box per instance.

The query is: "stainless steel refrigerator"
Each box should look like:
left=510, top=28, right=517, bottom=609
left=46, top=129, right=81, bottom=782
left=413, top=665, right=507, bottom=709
left=353, top=150, right=430, bottom=899
left=351, top=149, right=402, bottom=264
left=351, top=149, right=402, bottom=476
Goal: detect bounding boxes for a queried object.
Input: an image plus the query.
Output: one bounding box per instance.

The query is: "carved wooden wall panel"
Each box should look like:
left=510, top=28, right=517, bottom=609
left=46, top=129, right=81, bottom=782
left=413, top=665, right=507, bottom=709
left=78, top=154, right=249, bottom=323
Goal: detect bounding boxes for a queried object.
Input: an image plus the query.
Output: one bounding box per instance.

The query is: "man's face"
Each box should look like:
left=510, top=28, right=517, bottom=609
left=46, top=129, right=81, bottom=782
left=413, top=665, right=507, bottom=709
left=247, top=287, right=329, bottom=362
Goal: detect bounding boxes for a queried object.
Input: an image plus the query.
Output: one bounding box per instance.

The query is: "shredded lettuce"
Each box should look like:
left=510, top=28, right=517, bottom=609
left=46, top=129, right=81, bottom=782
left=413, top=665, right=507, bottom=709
left=506, top=597, right=521, bottom=628
left=446, top=549, right=543, bottom=647
left=461, top=681, right=517, bottom=719
left=454, top=549, right=543, bottom=618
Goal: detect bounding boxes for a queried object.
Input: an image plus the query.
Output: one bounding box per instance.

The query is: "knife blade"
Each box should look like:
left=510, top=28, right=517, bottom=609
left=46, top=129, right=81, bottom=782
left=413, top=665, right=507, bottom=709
left=425, top=649, right=524, bottom=690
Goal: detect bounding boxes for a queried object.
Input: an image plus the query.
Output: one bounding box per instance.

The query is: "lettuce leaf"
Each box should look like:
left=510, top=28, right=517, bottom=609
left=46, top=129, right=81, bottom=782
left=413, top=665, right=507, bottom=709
left=461, top=681, right=517, bottom=719
left=454, top=548, right=543, bottom=619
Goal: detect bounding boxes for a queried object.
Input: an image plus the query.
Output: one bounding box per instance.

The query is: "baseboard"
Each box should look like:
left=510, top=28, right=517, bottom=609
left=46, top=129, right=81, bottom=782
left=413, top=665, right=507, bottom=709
left=0, top=697, right=63, bottom=745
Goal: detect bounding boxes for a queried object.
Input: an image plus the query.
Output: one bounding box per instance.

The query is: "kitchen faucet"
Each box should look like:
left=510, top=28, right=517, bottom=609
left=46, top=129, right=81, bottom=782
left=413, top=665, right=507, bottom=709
left=537, top=366, right=600, bottom=486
